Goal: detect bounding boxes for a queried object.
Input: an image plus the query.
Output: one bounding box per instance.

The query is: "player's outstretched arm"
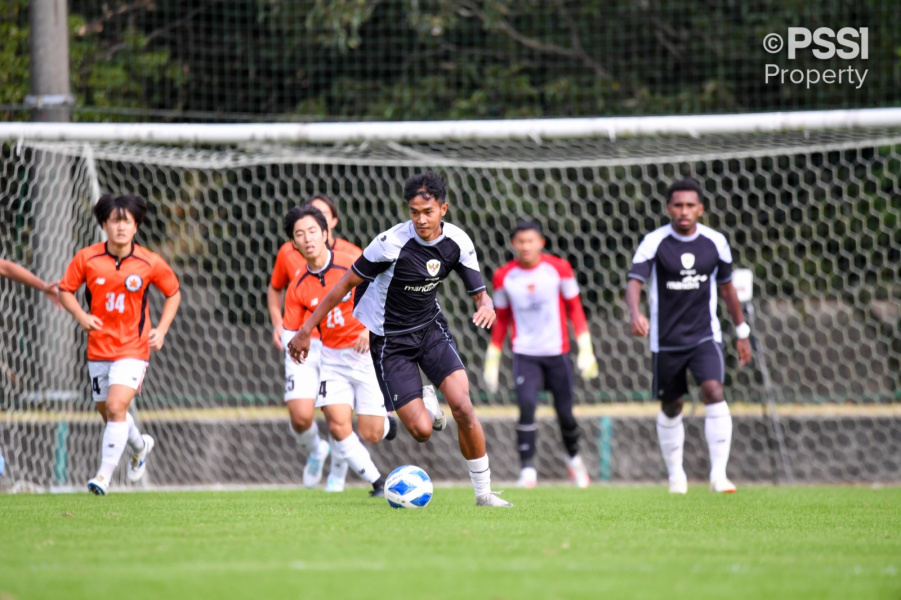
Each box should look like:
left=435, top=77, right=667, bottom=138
left=626, top=279, right=649, bottom=337
left=149, top=290, right=181, bottom=352
left=59, top=290, right=103, bottom=332
left=718, top=282, right=752, bottom=366
left=0, top=259, right=60, bottom=306
left=288, top=268, right=364, bottom=363
left=266, top=284, right=285, bottom=350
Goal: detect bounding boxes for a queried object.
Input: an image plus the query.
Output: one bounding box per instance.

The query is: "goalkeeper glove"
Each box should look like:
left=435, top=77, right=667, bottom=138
left=576, top=333, right=599, bottom=380
left=483, top=345, right=501, bottom=394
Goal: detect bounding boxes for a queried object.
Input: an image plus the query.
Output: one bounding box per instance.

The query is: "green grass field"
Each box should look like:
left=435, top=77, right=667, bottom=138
left=1, top=485, right=898, bottom=600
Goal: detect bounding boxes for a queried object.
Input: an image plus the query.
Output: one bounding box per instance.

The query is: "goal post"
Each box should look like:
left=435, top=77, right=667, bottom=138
left=1, top=109, right=899, bottom=490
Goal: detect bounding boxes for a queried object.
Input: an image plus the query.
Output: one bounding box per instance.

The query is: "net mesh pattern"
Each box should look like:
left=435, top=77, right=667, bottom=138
left=1, top=131, right=899, bottom=489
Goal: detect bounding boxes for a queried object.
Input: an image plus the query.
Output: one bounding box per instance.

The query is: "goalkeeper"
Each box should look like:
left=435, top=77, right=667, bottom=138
left=484, top=221, right=598, bottom=488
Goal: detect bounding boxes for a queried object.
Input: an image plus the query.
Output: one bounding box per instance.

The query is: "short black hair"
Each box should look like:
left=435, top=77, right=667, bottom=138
left=666, top=178, right=704, bottom=205
left=403, top=172, right=447, bottom=203
left=305, top=194, right=338, bottom=222
left=284, top=205, right=328, bottom=239
left=93, top=194, right=147, bottom=227
left=511, top=220, right=544, bottom=239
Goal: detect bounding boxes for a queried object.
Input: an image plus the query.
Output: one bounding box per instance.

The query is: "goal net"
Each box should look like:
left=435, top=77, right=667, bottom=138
left=1, top=118, right=899, bottom=490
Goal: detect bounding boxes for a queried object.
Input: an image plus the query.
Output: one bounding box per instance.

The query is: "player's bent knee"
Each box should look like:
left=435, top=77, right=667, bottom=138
left=407, top=423, right=432, bottom=443
left=661, top=399, right=684, bottom=418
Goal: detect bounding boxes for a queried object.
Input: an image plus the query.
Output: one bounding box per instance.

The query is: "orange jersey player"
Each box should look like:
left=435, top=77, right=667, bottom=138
left=283, top=205, right=394, bottom=497
left=267, top=194, right=362, bottom=492
left=58, top=194, right=181, bottom=496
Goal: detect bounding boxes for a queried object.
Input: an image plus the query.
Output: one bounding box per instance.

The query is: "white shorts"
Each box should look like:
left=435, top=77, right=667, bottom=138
left=88, top=359, right=148, bottom=402
left=316, top=346, right=386, bottom=417
left=283, top=331, right=322, bottom=402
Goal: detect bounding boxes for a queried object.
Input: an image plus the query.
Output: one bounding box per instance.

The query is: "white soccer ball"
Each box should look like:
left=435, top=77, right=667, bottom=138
left=385, top=465, right=433, bottom=509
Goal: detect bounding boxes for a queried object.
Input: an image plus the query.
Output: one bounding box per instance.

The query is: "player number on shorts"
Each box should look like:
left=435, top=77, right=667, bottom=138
left=105, top=292, right=125, bottom=313
left=325, top=307, right=345, bottom=328
left=91, top=376, right=101, bottom=395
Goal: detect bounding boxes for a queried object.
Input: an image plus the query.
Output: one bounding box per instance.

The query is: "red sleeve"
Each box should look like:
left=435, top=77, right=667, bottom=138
left=151, top=255, right=180, bottom=297
left=491, top=305, right=512, bottom=348
left=564, top=295, right=589, bottom=338
left=59, top=251, right=86, bottom=293
left=547, top=255, right=589, bottom=337
left=489, top=262, right=513, bottom=348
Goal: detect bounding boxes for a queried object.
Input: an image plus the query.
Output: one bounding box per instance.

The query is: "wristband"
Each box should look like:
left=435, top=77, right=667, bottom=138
left=735, top=322, right=750, bottom=340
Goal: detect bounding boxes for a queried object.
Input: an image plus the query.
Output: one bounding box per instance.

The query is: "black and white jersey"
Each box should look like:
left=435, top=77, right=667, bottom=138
left=352, top=221, right=486, bottom=336
left=628, top=223, right=734, bottom=352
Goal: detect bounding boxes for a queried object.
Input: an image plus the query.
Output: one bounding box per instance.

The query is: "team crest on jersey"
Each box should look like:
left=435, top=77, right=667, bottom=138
left=680, top=253, right=695, bottom=270
left=96, top=278, right=106, bottom=285
left=426, top=259, right=441, bottom=276
left=124, top=274, right=143, bottom=292
left=311, top=297, right=319, bottom=306
left=527, top=283, right=536, bottom=294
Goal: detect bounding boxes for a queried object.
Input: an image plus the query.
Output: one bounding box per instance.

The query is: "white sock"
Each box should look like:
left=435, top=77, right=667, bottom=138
left=293, top=420, right=322, bottom=455
left=467, top=455, right=492, bottom=498
left=328, top=436, right=348, bottom=481
left=125, top=413, right=145, bottom=453
left=97, top=421, right=129, bottom=481
left=335, top=432, right=380, bottom=484
left=705, top=402, right=733, bottom=482
left=656, top=411, right=686, bottom=482
left=381, top=417, right=391, bottom=440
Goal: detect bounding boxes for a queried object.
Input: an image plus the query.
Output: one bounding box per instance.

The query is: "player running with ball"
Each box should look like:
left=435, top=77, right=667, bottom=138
left=59, top=194, right=181, bottom=495
left=289, top=172, right=512, bottom=507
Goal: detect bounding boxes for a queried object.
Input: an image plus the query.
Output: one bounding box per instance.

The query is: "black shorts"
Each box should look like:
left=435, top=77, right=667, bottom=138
left=369, top=314, right=465, bottom=411
left=652, top=339, right=725, bottom=403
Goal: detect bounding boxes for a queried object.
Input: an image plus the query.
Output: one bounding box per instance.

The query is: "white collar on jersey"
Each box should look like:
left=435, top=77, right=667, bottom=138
left=668, top=224, right=702, bottom=242
left=306, top=250, right=332, bottom=274
left=408, top=221, right=447, bottom=246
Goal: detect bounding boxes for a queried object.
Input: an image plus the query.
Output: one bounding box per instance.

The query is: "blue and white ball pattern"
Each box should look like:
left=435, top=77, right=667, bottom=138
left=385, top=465, right=433, bottom=509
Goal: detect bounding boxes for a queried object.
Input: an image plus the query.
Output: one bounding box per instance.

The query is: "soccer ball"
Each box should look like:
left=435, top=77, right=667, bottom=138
left=385, top=465, right=433, bottom=509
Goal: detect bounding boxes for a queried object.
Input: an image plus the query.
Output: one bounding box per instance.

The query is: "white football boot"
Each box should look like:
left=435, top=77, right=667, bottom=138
left=87, top=475, right=109, bottom=496
left=516, top=467, right=537, bottom=489
left=669, top=475, right=688, bottom=494
left=710, top=478, right=737, bottom=493
left=566, top=454, right=590, bottom=488
left=127, top=434, right=155, bottom=483
left=422, top=385, right=446, bottom=431
left=476, top=492, right=513, bottom=507
left=302, top=438, right=330, bottom=488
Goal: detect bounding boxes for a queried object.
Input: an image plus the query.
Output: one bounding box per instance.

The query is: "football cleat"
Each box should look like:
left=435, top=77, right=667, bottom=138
left=516, top=467, right=537, bottom=489
left=87, top=475, right=109, bottom=496
left=566, top=454, right=590, bottom=488
left=422, top=385, right=446, bottom=432
left=302, top=439, right=330, bottom=488
left=127, top=434, right=155, bottom=483
left=476, top=492, right=513, bottom=507
left=710, top=478, right=737, bottom=493
left=369, top=476, right=386, bottom=498
left=669, top=477, right=688, bottom=494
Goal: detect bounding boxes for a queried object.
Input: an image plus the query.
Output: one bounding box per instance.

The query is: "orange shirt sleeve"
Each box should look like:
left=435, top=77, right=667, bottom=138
left=283, top=278, right=308, bottom=331
left=151, top=255, right=180, bottom=297
left=59, top=250, right=86, bottom=293
left=270, top=244, right=292, bottom=290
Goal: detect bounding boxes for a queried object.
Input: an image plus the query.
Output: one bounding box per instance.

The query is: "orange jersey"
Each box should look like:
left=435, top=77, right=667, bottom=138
left=283, top=252, right=364, bottom=349
left=270, top=238, right=361, bottom=291
left=60, top=242, right=179, bottom=361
